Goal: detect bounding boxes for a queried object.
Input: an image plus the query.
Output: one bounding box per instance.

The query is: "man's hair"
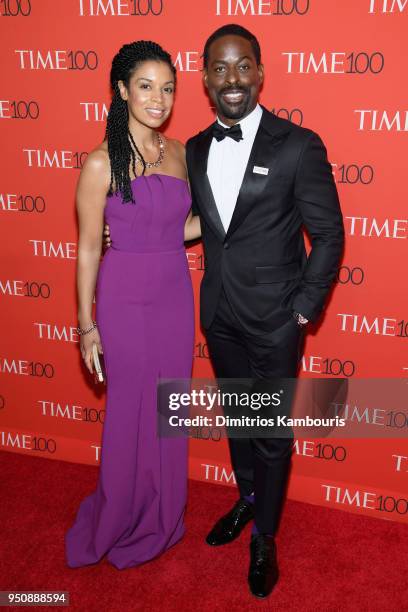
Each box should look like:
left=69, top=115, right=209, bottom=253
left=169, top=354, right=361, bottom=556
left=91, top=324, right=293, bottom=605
left=203, top=24, right=261, bottom=69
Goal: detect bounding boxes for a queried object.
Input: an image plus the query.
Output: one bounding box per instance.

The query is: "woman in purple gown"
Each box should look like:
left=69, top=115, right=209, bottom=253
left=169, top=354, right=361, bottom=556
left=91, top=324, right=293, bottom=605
left=65, top=41, right=200, bottom=569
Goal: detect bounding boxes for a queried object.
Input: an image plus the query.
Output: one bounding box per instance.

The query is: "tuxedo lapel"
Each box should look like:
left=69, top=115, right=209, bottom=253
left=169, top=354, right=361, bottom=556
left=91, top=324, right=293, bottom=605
left=191, top=109, right=291, bottom=242
left=226, top=108, right=291, bottom=239
left=191, top=127, right=226, bottom=241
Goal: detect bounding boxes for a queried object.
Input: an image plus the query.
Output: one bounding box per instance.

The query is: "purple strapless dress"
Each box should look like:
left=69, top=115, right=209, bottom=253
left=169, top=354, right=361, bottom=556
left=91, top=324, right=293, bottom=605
left=65, top=174, right=194, bottom=569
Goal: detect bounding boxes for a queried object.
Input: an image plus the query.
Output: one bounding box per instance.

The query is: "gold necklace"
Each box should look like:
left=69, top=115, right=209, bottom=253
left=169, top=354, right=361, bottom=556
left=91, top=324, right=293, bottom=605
left=136, top=132, right=165, bottom=168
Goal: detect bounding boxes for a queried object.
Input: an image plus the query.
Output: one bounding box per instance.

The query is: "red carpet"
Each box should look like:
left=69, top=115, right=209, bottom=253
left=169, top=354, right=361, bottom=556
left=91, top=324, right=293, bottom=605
left=0, top=450, right=407, bottom=612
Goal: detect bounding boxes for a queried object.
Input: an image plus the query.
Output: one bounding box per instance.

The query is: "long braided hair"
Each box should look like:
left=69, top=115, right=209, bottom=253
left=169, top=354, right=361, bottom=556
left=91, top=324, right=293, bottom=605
left=106, top=41, right=176, bottom=203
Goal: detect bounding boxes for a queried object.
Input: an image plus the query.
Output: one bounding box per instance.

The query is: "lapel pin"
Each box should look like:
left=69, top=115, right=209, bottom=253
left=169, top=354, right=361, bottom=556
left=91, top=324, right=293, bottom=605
left=253, top=166, right=269, bottom=175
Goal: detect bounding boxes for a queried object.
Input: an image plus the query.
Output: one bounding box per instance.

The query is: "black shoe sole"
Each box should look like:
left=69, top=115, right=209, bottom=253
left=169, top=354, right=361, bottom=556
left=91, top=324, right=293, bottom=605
left=205, top=536, right=237, bottom=546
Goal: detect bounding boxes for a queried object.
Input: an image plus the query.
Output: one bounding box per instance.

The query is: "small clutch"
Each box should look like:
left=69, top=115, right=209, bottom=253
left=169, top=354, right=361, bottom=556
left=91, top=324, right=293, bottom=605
left=92, top=343, right=105, bottom=383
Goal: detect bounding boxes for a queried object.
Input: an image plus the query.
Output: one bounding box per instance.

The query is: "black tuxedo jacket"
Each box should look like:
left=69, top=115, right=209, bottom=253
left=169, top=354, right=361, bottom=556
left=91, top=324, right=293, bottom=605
left=186, top=106, right=344, bottom=334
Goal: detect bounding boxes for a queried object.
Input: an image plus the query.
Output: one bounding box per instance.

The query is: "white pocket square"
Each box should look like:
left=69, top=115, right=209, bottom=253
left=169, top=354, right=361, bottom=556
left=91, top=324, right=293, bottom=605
left=253, top=166, right=269, bottom=175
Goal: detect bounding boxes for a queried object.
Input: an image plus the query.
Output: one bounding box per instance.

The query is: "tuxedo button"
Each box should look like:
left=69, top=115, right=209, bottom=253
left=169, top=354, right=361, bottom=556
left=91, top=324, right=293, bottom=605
left=224, top=242, right=230, bottom=249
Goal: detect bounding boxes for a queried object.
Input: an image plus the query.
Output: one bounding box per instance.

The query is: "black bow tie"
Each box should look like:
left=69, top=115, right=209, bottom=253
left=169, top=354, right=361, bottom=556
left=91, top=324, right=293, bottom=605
left=212, top=122, right=243, bottom=142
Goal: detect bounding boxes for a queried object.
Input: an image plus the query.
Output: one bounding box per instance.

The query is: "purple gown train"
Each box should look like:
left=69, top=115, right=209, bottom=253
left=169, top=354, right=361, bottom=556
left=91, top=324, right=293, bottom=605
left=65, top=174, right=194, bottom=569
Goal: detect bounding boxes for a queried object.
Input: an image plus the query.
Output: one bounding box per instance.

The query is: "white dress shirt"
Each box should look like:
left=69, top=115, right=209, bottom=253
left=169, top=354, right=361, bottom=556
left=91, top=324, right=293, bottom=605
left=207, top=104, right=263, bottom=232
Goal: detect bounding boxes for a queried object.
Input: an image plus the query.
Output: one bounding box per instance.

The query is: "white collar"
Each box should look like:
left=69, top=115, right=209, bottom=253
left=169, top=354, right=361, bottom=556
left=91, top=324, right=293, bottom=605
left=216, top=103, right=262, bottom=139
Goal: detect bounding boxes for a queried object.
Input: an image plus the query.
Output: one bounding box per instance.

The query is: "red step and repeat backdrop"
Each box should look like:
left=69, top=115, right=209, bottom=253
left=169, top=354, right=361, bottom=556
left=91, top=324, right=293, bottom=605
left=1, top=1, right=407, bottom=524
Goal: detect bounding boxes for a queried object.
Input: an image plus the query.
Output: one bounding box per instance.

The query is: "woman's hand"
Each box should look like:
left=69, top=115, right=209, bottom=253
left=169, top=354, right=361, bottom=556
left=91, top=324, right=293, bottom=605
left=80, top=328, right=103, bottom=375
left=103, top=223, right=112, bottom=249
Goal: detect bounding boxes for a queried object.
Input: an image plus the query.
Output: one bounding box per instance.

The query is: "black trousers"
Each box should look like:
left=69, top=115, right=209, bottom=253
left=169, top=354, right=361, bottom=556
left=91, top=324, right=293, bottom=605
left=205, top=287, right=305, bottom=534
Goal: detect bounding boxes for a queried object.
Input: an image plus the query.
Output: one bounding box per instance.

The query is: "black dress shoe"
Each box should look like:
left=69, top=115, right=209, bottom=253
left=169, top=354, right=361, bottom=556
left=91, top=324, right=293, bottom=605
left=205, top=498, right=254, bottom=546
left=248, top=534, right=279, bottom=598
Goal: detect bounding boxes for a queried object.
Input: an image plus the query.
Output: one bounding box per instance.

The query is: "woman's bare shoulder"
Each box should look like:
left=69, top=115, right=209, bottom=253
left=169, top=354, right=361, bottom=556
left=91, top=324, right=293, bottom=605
left=163, top=136, right=187, bottom=179
left=81, top=141, right=110, bottom=186
left=165, top=137, right=186, bottom=158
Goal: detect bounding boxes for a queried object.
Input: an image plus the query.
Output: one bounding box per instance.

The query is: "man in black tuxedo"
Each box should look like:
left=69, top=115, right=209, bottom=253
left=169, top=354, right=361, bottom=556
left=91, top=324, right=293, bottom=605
left=185, top=24, right=344, bottom=598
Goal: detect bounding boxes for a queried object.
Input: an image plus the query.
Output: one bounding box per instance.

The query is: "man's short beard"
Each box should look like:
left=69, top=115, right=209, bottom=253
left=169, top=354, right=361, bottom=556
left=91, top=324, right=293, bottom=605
left=215, top=90, right=252, bottom=121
